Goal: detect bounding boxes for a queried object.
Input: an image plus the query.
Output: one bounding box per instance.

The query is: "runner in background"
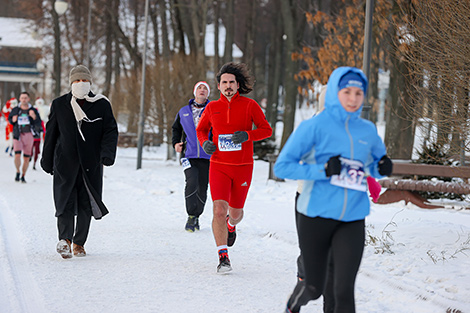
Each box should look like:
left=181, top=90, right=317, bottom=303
left=172, top=81, right=211, bottom=232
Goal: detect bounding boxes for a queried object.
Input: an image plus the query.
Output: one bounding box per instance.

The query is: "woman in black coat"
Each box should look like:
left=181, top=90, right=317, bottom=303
left=41, top=65, right=118, bottom=259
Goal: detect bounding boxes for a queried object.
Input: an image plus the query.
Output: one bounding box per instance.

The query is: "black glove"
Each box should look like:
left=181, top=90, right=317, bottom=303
left=325, top=155, right=341, bottom=177
left=378, top=155, right=393, bottom=176
left=102, top=157, right=114, bottom=166
left=232, top=131, right=248, bottom=144
left=202, top=140, right=216, bottom=155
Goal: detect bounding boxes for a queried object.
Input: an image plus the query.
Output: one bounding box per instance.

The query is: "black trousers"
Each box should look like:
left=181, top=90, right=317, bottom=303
left=289, top=214, right=365, bottom=313
left=184, top=158, right=209, bottom=217
left=57, top=171, right=92, bottom=246
left=295, top=193, right=335, bottom=313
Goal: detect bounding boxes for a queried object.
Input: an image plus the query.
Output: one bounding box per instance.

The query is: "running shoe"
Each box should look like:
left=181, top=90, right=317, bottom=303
left=185, top=215, right=199, bottom=232
left=217, top=253, right=232, bottom=274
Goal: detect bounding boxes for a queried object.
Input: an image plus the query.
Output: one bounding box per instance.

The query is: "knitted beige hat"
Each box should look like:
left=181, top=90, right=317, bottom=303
left=69, top=65, right=92, bottom=85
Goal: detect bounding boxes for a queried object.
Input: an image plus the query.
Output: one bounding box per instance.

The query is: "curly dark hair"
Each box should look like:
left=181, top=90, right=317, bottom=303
left=216, top=62, right=254, bottom=94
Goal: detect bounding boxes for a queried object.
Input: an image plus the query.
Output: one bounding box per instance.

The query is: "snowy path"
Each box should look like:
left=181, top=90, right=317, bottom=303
left=0, top=188, right=47, bottom=312
left=0, top=136, right=469, bottom=312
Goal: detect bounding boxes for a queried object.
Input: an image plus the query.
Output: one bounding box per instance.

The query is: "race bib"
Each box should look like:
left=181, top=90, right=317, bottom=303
left=330, top=158, right=367, bottom=192
left=18, top=114, right=30, bottom=126
left=218, top=134, right=241, bottom=152
left=181, top=158, right=191, bottom=170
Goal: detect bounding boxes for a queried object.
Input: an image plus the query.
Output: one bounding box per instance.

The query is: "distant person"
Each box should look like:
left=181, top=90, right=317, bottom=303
left=8, top=92, right=42, bottom=183
left=34, top=97, right=50, bottom=124
left=2, top=97, right=18, bottom=155
left=172, top=81, right=211, bottom=232
left=196, top=62, right=272, bottom=273
left=275, top=67, right=393, bottom=313
left=41, top=65, right=118, bottom=259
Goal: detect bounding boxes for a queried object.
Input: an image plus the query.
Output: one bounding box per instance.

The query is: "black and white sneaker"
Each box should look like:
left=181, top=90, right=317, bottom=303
left=217, top=254, right=232, bottom=274
left=15, top=172, right=20, bottom=182
left=185, top=215, right=199, bottom=232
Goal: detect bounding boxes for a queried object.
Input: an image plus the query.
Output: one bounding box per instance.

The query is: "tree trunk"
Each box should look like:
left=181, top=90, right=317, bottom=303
left=213, top=1, right=220, bottom=73
left=159, top=0, right=171, bottom=59
left=103, top=0, right=114, bottom=97
left=265, top=6, right=283, bottom=135
left=149, top=1, right=160, bottom=58
left=384, top=51, right=414, bottom=159
left=223, top=0, right=234, bottom=63
left=279, top=0, right=299, bottom=149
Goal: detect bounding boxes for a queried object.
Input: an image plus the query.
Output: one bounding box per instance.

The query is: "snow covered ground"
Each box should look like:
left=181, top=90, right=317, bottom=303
left=0, top=128, right=470, bottom=312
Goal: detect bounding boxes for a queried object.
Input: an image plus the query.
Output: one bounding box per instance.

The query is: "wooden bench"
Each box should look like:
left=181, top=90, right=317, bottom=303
left=376, top=161, right=470, bottom=209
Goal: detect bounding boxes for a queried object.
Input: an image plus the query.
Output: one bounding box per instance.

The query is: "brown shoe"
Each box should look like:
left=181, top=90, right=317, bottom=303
left=73, top=243, right=86, bottom=257
left=57, top=239, right=72, bottom=259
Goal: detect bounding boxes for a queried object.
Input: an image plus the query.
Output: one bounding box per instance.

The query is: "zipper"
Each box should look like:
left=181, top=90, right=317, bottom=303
left=339, top=115, right=353, bottom=221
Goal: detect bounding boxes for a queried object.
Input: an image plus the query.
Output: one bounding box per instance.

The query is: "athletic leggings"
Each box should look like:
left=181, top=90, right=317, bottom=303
left=289, top=214, right=365, bottom=313
left=184, top=158, right=209, bottom=217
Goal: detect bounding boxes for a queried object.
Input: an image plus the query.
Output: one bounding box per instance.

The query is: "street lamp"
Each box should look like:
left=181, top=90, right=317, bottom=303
left=52, top=0, right=68, bottom=98
left=54, top=0, right=68, bottom=15
left=361, top=0, right=374, bottom=120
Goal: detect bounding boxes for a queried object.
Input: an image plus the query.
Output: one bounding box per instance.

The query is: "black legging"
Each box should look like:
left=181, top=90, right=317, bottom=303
left=184, top=158, right=209, bottom=217
left=289, top=214, right=365, bottom=313
left=295, top=192, right=335, bottom=313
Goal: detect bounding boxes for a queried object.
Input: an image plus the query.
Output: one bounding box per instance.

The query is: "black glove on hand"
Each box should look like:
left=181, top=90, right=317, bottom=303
left=102, top=157, right=114, bottom=166
left=231, top=131, right=249, bottom=144
left=325, top=155, right=342, bottom=177
left=202, top=140, right=216, bottom=155
left=378, top=155, right=393, bottom=176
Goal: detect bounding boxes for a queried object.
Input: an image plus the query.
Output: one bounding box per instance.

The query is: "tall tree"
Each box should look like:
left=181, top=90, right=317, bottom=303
left=279, top=0, right=309, bottom=148
left=222, top=0, right=234, bottom=63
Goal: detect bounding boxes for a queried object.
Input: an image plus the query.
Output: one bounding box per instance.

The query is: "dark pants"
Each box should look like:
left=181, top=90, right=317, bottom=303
left=31, top=139, right=40, bottom=164
left=57, top=171, right=92, bottom=246
left=289, top=214, right=365, bottom=313
left=184, top=158, right=209, bottom=217
left=294, top=192, right=335, bottom=312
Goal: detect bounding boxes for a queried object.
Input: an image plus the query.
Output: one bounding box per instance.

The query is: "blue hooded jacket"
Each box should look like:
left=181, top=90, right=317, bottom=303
left=274, top=67, right=387, bottom=222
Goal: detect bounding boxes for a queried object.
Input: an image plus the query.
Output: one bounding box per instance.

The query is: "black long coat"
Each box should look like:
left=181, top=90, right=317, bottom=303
left=41, top=92, right=118, bottom=219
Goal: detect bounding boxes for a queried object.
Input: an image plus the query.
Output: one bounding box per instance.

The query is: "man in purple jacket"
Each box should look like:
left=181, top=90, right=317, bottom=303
left=172, top=81, right=211, bottom=232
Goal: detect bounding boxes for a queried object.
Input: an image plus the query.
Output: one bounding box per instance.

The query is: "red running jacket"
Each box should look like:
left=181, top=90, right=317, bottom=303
left=196, top=92, right=272, bottom=165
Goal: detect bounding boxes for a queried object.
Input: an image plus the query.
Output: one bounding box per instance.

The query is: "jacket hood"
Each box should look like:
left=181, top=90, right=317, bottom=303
left=324, top=67, right=368, bottom=122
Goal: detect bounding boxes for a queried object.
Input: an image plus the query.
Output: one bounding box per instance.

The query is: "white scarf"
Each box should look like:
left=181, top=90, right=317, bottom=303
left=70, top=93, right=109, bottom=141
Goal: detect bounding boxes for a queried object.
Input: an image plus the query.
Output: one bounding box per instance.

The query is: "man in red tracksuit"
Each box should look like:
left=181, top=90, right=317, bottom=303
left=196, top=62, right=272, bottom=273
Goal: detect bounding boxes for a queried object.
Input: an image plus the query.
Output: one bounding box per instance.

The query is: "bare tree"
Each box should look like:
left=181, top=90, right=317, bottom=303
left=396, top=0, right=470, bottom=162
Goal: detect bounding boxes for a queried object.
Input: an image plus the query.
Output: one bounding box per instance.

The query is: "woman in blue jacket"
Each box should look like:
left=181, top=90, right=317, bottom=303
left=275, top=67, right=393, bottom=313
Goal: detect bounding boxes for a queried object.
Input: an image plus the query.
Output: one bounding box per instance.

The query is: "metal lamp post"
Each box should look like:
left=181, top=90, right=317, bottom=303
left=52, top=0, right=68, bottom=98
left=136, top=0, right=150, bottom=169
left=362, top=0, right=374, bottom=120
